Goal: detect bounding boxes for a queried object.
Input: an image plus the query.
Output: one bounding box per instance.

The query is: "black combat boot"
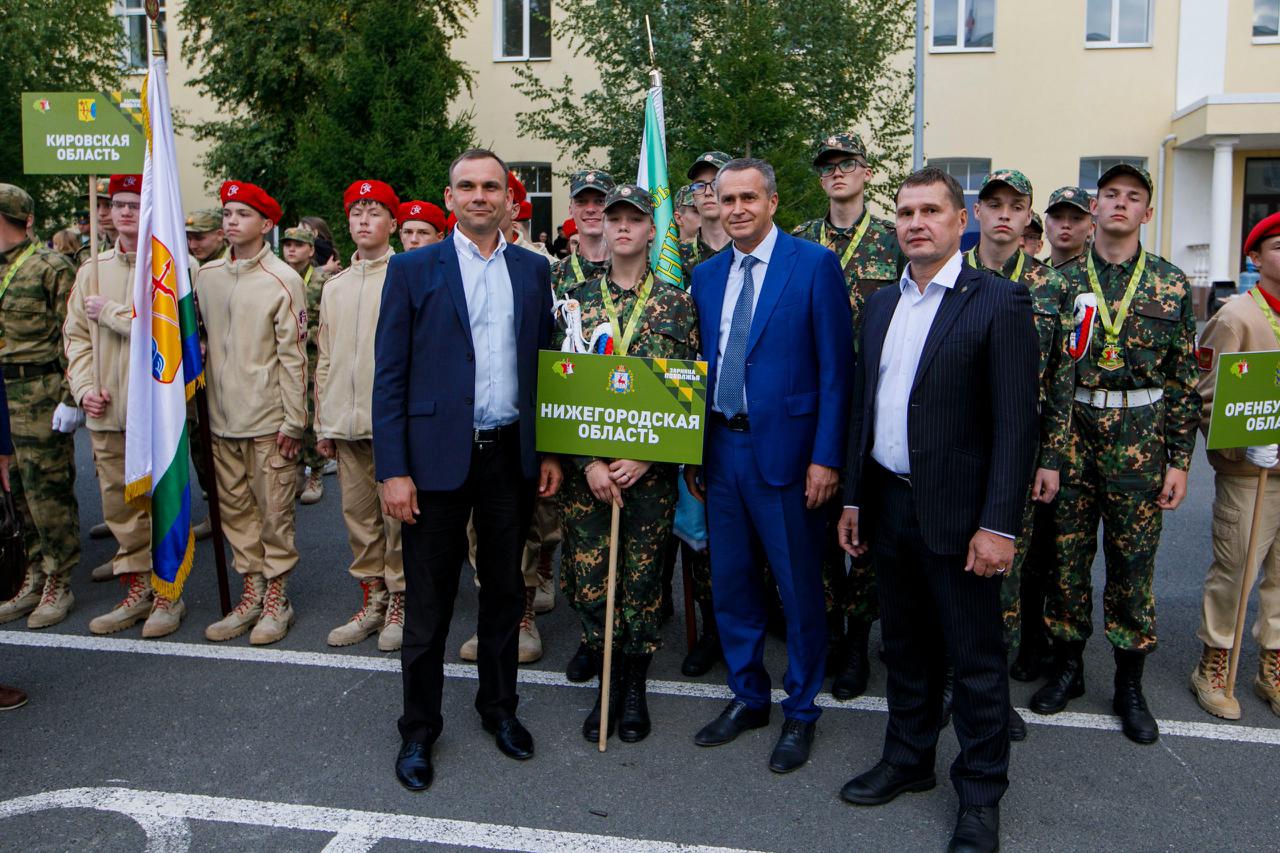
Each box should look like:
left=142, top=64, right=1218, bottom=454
left=566, top=639, right=594, bottom=683
left=618, top=653, right=653, bottom=742
left=582, top=652, right=621, bottom=742
left=832, top=620, right=871, bottom=700
left=681, top=599, right=723, bottom=676
left=1029, top=640, right=1086, bottom=714
left=1113, top=648, right=1159, bottom=744
left=825, top=612, right=847, bottom=676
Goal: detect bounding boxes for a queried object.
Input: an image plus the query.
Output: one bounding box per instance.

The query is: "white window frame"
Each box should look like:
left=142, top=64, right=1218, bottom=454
left=1078, top=156, right=1148, bottom=193
left=927, top=157, right=990, bottom=238
left=929, top=0, right=996, bottom=54
left=114, top=0, right=166, bottom=70
left=1085, top=0, right=1153, bottom=49
left=493, top=0, right=552, bottom=63
left=1254, top=0, right=1280, bottom=44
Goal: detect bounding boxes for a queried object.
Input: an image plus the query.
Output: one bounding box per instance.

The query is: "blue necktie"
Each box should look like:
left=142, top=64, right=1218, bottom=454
left=717, top=254, right=758, bottom=418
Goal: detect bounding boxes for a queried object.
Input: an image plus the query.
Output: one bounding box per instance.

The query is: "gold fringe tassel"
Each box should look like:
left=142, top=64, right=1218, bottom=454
left=124, top=475, right=153, bottom=510
left=150, top=531, right=195, bottom=601
left=184, top=371, right=206, bottom=402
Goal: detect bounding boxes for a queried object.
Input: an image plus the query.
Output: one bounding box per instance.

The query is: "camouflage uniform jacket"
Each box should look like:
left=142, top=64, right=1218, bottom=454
left=792, top=208, right=904, bottom=341
left=964, top=246, right=1074, bottom=470
left=300, top=263, right=331, bottom=354
left=678, top=231, right=729, bottom=283
left=0, top=238, right=75, bottom=402
left=551, top=254, right=607, bottom=300
left=1059, top=245, right=1200, bottom=471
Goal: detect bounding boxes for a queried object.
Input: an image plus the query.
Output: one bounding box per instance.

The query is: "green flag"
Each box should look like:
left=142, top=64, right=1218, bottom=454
left=636, top=72, right=683, bottom=289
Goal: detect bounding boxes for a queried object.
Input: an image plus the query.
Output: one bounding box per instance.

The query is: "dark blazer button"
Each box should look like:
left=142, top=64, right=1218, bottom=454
left=465, top=397, right=474, bottom=405
left=466, top=352, right=474, bottom=361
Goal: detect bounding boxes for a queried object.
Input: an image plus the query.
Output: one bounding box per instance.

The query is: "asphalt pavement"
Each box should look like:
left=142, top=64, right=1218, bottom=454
left=0, top=433, right=1276, bottom=852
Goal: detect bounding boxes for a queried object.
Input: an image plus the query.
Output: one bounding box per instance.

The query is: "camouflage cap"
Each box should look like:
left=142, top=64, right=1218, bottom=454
left=0, top=184, right=34, bottom=221
left=979, top=169, right=1033, bottom=201
left=80, top=178, right=110, bottom=199
left=1045, top=185, right=1092, bottom=215
left=813, top=131, right=867, bottom=166
left=569, top=169, right=615, bottom=199
left=184, top=208, right=223, bottom=233
left=1097, top=162, right=1153, bottom=196
left=604, top=184, right=654, bottom=217
left=674, top=184, right=696, bottom=209
left=1026, top=211, right=1044, bottom=234
left=280, top=226, right=316, bottom=245
left=687, top=151, right=732, bottom=180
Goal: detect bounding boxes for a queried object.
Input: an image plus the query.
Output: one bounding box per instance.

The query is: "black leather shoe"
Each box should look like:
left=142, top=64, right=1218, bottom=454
left=947, top=805, right=1000, bottom=853
left=681, top=628, right=723, bottom=676
left=483, top=717, right=535, bottom=760
left=566, top=641, right=594, bottom=683
left=840, top=759, right=937, bottom=806
left=1113, top=649, right=1159, bottom=744
left=832, top=621, right=871, bottom=700
left=1008, top=700, right=1027, bottom=742
left=693, top=700, right=770, bottom=746
left=1029, top=641, right=1086, bottom=715
left=768, top=719, right=815, bottom=773
left=394, top=740, right=433, bottom=791
left=939, top=663, right=955, bottom=729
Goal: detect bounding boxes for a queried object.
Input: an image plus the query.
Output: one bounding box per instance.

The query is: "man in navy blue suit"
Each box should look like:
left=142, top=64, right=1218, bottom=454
left=373, top=148, right=562, bottom=792
left=837, top=168, right=1038, bottom=853
left=685, top=158, right=854, bottom=774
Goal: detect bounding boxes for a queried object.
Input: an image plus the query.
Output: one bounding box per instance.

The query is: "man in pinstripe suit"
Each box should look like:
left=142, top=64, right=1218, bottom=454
left=837, top=167, right=1038, bottom=853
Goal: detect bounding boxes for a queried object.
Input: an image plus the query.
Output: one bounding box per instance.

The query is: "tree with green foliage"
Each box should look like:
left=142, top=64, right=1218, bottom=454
left=0, top=0, right=126, bottom=231
left=180, top=0, right=475, bottom=250
left=514, top=0, right=914, bottom=228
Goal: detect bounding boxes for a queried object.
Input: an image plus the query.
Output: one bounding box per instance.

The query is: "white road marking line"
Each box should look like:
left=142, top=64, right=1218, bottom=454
left=0, top=787, right=765, bottom=853
left=4, top=630, right=1278, bottom=747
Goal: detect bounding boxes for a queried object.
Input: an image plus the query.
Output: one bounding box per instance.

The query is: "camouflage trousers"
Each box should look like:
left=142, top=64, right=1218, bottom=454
left=560, top=461, right=678, bottom=656
left=301, top=356, right=324, bottom=475
left=7, top=373, right=79, bottom=578
left=1044, top=403, right=1165, bottom=653
left=819, top=498, right=878, bottom=630
left=999, top=496, right=1055, bottom=648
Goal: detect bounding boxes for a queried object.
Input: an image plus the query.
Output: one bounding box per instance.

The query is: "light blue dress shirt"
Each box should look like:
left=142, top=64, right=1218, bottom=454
left=453, top=226, right=519, bottom=429
left=713, top=224, right=779, bottom=414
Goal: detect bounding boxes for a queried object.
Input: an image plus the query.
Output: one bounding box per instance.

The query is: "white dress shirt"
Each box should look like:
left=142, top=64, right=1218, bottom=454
left=713, top=224, right=779, bottom=414
left=453, top=226, right=519, bottom=429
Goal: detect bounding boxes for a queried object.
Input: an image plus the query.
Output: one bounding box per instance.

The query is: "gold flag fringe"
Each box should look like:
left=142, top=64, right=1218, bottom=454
left=150, top=531, right=194, bottom=601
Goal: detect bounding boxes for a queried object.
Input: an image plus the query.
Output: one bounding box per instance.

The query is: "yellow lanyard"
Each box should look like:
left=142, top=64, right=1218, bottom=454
left=1086, top=249, right=1147, bottom=344
left=571, top=255, right=586, bottom=284
left=599, top=272, right=654, bottom=357
left=302, top=265, right=312, bottom=286
left=820, top=210, right=872, bottom=272
left=1251, top=287, right=1280, bottom=347
left=0, top=243, right=37, bottom=305
left=966, top=247, right=1025, bottom=282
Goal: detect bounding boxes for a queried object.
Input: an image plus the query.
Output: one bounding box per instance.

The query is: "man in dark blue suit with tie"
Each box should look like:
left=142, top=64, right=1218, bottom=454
left=685, top=158, right=854, bottom=774
left=374, top=148, right=562, bottom=792
left=837, top=167, right=1038, bottom=853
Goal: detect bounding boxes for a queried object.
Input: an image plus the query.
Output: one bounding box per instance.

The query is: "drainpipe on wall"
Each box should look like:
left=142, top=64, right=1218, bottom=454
left=913, top=0, right=925, bottom=170
left=1155, top=134, right=1177, bottom=258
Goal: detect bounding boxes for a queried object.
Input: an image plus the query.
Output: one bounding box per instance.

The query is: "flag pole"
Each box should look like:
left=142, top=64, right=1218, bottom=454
left=598, top=499, right=622, bottom=752
left=1225, top=467, right=1269, bottom=698
left=87, top=175, right=102, bottom=393
left=147, top=1, right=231, bottom=615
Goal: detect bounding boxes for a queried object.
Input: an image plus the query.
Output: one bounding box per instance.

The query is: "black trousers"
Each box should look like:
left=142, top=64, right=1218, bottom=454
left=871, top=465, right=1010, bottom=807
left=398, top=427, right=535, bottom=745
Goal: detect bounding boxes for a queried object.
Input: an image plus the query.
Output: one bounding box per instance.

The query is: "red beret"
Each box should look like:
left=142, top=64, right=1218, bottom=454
left=344, top=179, right=400, bottom=215
left=220, top=180, right=282, bottom=224
left=508, top=171, right=527, bottom=205
left=108, top=174, right=143, bottom=197
left=397, top=200, right=446, bottom=233
left=516, top=200, right=533, bottom=222
left=1245, top=212, right=1280, bottom=254
left=562, top=217, right=577, bottom=238
left=445, top=212, right=457, bottom=233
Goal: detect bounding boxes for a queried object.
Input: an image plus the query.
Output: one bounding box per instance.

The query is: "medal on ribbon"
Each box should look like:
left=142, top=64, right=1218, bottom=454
left=1086, top=250, right=1147, bottom=372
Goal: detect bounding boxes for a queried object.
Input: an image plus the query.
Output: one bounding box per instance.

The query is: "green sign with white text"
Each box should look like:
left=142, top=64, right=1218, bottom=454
left=21, top=91, right=145, bottom=174
left=1206, top=349, right=1280, bottom=450
left=536, top=350, right=708, bottom=465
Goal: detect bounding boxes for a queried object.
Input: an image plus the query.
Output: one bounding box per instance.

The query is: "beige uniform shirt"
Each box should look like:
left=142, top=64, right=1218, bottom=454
left=315, top=247, right=394, bottom=441
left=196, top=242, right=308, bottom=439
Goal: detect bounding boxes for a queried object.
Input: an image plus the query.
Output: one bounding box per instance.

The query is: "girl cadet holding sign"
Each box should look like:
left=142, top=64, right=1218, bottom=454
left=554, top=184, right=700, bottom=744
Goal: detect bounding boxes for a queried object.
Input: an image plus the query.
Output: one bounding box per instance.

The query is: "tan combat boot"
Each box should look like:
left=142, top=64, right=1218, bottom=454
left=89, top=521, right=112, bottom=539
left=459, top=633, right=479, bottom=661
left=192, top=517, right=213, bottom=541
left=250, top=574, right=295, bottom=645
left=0, top=567, right=42, bottom=624
left=518, top=586, right=542, bottom=664
left=1257, top=649, right=1280, bottom=717
left=326, top=578, right=387, bottom=646
left=205, top=574, right=267, bottom=641
left=300, top=471, right=324, bottom=505
left=90, top=560, right=115, bottom=582
left=533, top=548, right=555, bottom=614
left=89, top=572, right=154, bottom=635
left=1190, top=644, right=1241, bottom=720
left=27, top=573, right=74, bottom=629
left=379, top=590, right=404, bottom=652
left=143, top=594, right=186, bottom=638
